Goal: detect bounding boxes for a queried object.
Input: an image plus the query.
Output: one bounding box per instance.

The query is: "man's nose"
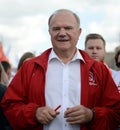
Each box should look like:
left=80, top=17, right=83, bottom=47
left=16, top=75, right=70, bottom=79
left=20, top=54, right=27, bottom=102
left=58, top=28, right=66, bottom=36
left=92, top=48, right=97, bottom=53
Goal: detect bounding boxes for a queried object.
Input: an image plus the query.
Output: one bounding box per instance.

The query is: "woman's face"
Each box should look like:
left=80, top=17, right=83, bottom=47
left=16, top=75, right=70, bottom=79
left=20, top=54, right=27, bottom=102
left=118, top=54, right=120, bottom=63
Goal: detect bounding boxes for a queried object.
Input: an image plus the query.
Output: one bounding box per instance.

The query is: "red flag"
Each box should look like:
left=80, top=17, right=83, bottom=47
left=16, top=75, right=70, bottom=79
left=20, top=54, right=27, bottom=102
left=0, top=42, right=9, bottom=62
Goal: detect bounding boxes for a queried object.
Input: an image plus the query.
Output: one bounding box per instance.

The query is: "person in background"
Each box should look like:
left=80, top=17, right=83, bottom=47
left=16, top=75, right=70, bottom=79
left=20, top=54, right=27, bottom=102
left=0, top=63, right=8, bottom=86
left=1, top=61, right=12, bottom=81
left=84, top=33, right=120, bottom=87
left=8, top=52, right=35, bottom=84
left=84, top=33, right=105, bottom=62
left=115, top=50, right=120, bottom=70
left=84, top=33, right=120, bottom=129
left=114, top=50, right=120, bottom=94
left=17, top=51, right=35, bottom=70
left=1, top=9, right=120, bottom=130
left=0, top=62, right=13, bottom=130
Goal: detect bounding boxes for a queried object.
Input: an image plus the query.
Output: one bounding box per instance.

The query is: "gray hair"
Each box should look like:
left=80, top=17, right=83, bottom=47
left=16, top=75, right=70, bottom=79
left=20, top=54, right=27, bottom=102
left=48, top=9, right=80, bottom=28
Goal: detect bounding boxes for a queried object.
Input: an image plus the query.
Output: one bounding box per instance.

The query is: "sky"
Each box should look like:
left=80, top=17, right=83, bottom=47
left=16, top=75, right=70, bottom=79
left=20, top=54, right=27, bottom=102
left=0, top=0, right=120, bottom=67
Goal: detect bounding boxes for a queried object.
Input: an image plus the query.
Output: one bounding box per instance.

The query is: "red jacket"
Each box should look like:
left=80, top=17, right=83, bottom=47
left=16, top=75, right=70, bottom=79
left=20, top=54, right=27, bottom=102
left=1, top=48, right=120, bottom=130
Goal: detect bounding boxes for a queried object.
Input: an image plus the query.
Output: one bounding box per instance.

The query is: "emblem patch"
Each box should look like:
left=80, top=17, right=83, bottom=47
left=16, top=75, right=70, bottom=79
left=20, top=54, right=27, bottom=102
left=89, top=71, right=97, bottom=86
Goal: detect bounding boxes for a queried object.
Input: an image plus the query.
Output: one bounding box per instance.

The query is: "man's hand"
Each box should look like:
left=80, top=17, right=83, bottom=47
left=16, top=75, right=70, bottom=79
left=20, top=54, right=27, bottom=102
left=64, top=105, right=93, bottom=124
left=35, top=106, right=59, bottom=124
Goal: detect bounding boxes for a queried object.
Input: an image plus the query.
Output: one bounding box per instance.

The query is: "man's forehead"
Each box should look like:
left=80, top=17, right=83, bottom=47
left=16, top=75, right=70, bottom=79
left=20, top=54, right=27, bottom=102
left=50, top=11, right=77, bottom=25
left=87, top=39, right=105, bottom=45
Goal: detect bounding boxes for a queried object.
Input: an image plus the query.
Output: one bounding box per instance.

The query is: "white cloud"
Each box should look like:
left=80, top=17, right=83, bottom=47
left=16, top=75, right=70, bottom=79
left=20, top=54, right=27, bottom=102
left=0, top=0, right=119, bottom=67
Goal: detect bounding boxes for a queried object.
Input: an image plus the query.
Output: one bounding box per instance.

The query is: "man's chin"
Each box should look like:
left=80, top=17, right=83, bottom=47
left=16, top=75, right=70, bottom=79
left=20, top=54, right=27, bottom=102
left=92, top=57, right=100, bottom=62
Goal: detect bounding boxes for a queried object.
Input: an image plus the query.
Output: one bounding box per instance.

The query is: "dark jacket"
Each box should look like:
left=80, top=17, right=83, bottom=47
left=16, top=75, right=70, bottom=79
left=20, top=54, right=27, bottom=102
left=0, top=83, right=13, bottom=130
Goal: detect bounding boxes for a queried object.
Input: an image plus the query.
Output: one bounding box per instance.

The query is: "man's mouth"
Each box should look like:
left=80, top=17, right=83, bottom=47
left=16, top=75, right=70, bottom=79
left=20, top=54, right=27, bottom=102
left=57, top=39, right=69, bottom=42
left=92, top=56, right=98, bottom=59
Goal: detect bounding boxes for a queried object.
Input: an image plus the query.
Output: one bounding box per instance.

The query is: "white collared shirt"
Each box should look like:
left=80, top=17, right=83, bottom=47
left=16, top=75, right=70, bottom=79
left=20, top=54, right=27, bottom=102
left=44, top=49, right=85, bottom=130
left=111, top=69, right=120, bottom=92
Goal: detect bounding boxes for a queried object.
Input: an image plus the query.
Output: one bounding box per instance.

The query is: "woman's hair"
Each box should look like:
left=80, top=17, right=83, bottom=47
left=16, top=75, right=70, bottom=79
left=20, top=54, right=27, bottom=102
left=17, top=52, right=35, bottom=70
left=115, top=50, right=120, bottom=67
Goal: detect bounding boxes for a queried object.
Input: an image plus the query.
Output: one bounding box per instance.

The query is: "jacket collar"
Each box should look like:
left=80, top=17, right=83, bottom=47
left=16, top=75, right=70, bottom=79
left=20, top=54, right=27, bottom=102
left=34, top=48, right=95, bottom=71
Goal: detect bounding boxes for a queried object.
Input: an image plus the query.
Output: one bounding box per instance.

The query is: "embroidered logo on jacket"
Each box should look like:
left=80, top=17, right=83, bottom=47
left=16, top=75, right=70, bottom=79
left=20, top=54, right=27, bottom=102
left=89, top=71, right=97, bottom=86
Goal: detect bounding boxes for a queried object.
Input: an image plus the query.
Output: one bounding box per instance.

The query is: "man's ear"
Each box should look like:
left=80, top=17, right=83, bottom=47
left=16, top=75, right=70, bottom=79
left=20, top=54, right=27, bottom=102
left=79, top=28, right=82, bottom=36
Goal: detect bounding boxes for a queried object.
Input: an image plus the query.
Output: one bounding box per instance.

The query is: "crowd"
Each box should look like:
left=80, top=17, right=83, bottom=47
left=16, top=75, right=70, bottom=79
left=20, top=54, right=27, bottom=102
left=0, top=9, right=120, bottom=130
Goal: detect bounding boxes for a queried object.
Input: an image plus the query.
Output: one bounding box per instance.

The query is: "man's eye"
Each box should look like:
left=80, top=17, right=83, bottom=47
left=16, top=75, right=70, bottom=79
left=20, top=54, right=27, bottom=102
left=65, top=27, right=72, bottom=30
left=52, top=27, right=60, bottom=31
left=88, top=47, right=94, bottom=50
left=97, top=47, right=102, bottom=50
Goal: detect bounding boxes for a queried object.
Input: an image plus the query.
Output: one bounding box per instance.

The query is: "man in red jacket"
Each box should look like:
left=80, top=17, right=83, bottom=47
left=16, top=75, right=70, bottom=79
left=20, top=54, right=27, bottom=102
left=1, top=9, right=120, bottom=130
left=84, top=33, right=120, bottom=88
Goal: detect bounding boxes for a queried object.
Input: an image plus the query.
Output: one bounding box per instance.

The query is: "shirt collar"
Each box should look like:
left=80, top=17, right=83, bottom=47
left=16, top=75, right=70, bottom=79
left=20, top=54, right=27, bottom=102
left=48, top=49, right=85, bottom=63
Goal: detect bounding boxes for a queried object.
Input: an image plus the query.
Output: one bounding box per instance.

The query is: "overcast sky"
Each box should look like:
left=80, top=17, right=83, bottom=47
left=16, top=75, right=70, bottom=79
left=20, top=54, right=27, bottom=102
left=0, top=0, right=120, bottom=67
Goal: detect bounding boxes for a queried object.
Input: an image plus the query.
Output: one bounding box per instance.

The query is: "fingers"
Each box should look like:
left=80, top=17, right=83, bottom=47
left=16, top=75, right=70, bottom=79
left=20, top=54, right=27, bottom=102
left=35, top=105, right=93, bottom=125
left=35, top=106, right=58, bottom=124
left=64, top=105, right=93, bottom=124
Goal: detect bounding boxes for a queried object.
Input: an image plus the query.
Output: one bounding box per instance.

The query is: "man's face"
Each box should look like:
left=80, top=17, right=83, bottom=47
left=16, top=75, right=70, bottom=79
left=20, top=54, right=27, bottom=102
left=7, top=68, right=12, bottom=80
left=49, top=11, right=81, bottom=53
left=85, top=39, right=106, bottom=62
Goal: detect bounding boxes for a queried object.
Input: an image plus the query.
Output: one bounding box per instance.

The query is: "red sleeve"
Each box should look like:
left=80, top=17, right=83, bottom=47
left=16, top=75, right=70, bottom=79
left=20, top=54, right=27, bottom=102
left=1, top=62, right=42, bottom=129
left=88, top=107, right=120, bottom=130
left=89, top=64, right=120, bottom=130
